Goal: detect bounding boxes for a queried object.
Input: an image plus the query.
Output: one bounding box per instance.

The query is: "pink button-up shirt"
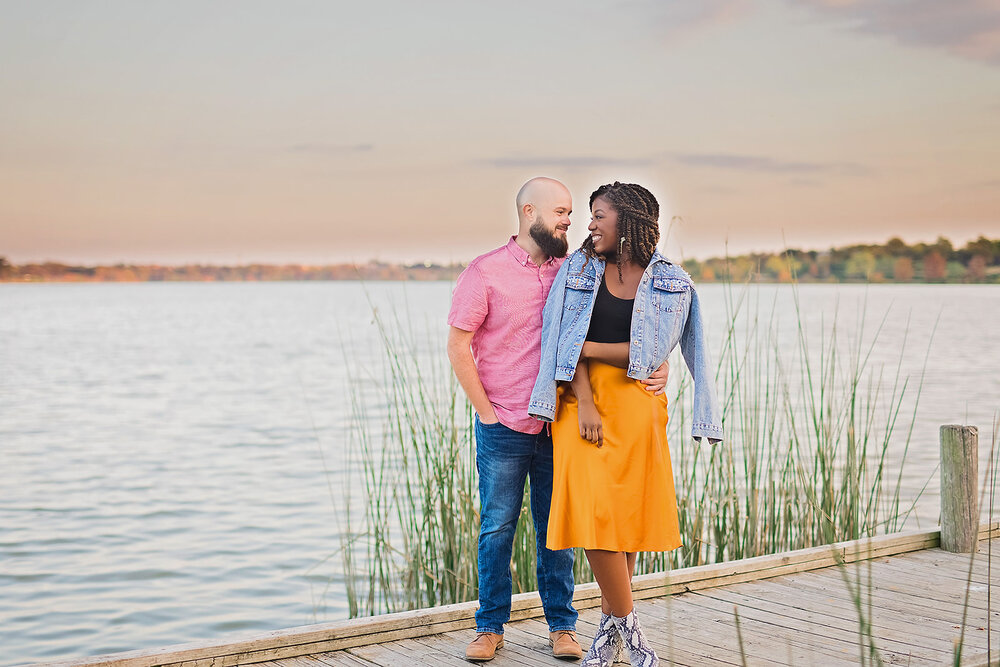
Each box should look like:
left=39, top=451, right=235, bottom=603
left=448, top=236, right=565, bottom=434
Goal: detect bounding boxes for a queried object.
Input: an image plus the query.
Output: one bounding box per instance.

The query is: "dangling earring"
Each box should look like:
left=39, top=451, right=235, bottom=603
left=619, top=236, right=625, bottom=254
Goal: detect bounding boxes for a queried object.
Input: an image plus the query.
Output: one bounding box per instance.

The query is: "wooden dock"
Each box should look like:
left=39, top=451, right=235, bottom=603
left=45, top=522, right=999, bottom=667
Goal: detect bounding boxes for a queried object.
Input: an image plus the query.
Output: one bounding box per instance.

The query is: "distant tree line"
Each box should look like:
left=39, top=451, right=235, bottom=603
left=0, top=259, right=464, bottom=282
left=2, top=236, right=998, bottom=283
left=682, top=236, right=1000, bottom=284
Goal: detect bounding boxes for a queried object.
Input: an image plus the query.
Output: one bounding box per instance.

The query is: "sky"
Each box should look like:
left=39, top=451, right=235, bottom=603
left=1, top=0, right=999, bottom=265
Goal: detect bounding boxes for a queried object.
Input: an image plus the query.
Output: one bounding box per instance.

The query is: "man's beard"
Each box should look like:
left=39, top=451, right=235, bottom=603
left=529, top=220, right=569, bottom=259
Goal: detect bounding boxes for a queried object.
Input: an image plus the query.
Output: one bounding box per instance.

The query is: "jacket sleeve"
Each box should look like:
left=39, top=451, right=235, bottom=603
left=528, top=258, right=572, bottom=422
left=679, top=286, right=724, bottom=443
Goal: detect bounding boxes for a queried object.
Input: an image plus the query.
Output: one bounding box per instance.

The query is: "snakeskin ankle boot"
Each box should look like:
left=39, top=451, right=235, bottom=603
left=611, top=609, right=658, bottom=667
left=583, top=613, right=621, bottom=667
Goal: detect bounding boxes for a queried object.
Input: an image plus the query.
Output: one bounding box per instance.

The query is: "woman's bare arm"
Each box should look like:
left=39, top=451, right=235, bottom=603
left=570, top=359, right=603, bottom=446
left=580, top=341, right=629, bottom=368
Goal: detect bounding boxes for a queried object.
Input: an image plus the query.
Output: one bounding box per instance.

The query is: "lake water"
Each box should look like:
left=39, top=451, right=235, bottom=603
left=1, top=282, right=999, bottom=666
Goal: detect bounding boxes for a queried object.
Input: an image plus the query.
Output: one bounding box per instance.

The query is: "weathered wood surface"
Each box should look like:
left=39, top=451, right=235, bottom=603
left=326, top=536, right=1000, bottom=666
left=941, top=424, right=980, bottom=552
left=39, top=522, right=1000, bottom=667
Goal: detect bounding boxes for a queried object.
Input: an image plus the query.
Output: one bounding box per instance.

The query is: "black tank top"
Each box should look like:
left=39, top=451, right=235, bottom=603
left=586, top=274, right=633, bottom=343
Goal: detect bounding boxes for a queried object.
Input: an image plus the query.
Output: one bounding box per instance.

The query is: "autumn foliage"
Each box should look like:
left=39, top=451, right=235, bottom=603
left=681, top=236, right=1000, bottom=284
left=0, top=260, right=464, bottom=283
left=2, top=236, right=999, bottom=283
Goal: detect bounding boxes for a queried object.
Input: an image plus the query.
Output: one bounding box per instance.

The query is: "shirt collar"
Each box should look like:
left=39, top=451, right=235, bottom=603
left=507, top=235, right=558, bottom=267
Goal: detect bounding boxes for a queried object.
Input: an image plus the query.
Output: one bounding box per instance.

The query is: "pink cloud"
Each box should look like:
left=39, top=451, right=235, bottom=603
left=799, top=0, right=1000, bottom=65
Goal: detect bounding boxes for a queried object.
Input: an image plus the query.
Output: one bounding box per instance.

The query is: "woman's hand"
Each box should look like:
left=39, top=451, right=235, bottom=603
left=577, top=400, right=603, bottom=447
left=570, top=358, right=601, bottom=445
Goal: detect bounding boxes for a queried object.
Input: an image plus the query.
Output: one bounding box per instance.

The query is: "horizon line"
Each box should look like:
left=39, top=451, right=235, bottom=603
left=4, top=233, right=996, bottom=269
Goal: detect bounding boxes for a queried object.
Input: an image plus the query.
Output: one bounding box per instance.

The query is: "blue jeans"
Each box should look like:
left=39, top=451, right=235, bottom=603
left=474, top=417, right=577, bottom=635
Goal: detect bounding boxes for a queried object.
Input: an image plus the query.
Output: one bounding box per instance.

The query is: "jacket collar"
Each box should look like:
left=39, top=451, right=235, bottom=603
left=573, top=248, right=672, bottom=271
left=649, top=249, right=672, bottom=267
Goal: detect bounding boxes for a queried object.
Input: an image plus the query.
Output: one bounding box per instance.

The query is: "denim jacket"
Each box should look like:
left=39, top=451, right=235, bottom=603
left=528, top=248, right=724, bottom=442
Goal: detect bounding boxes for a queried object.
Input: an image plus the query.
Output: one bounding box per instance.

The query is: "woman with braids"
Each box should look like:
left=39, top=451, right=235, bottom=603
left=529, top=182, right=723, bottom=667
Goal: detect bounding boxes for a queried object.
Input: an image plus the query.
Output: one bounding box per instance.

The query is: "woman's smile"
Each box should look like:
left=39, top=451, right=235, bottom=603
left=589, top=195, right=619, bottom=256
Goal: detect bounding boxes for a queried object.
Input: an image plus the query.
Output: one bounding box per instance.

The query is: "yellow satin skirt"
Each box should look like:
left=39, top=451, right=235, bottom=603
left=547, top=361, right=682, bottom=553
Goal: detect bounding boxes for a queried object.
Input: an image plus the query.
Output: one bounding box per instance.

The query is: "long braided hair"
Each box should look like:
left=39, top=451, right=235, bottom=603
left=581, top=181, right=660, bottom=282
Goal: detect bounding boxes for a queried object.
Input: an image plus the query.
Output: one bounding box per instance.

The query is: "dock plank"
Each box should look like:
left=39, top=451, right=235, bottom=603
left=691, top=585, right=954, bottom=659
left=641, top=597, right=845, bottom=666
left=310, top=652, right=380, bottom=667
left=678, top=590, right=929, bottom=663
left=739, top=569, right=1000, bottom=645
left=758, top=562, right=990, bottom=618
left=274, top=658, right=334, bottom=667
left=806, top=561, right=998, bottom=610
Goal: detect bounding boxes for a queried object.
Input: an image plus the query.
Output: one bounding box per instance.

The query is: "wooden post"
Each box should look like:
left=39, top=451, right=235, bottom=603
left=939, top=424, right=979, bottom=552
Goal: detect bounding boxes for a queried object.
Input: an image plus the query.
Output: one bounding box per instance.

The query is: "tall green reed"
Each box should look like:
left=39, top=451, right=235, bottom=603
left=340, top=278, right=933, bottom=615
left=663, top=279, right=931, bottom=571
left=342, top=304, right=479, bottom=616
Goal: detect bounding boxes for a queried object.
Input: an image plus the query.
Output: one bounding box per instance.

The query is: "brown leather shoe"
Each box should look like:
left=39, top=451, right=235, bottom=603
left=465, top=632, right=503, bottom=661
left=549, top=630, right=583, bottom=660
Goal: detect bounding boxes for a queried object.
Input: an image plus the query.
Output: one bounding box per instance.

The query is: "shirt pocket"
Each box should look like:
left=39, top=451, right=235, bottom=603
left=563, top=274, right=596, bottom=311
left=652, top=277, right=690, bottom=314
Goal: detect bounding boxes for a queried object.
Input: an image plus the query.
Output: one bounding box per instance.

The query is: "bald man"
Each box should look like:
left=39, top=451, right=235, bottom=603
left=447, top=177, right=582, bottom=661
